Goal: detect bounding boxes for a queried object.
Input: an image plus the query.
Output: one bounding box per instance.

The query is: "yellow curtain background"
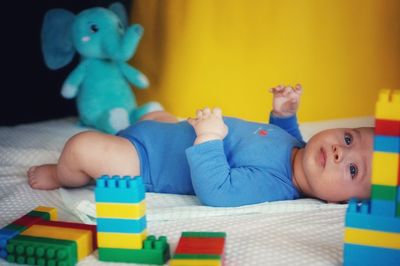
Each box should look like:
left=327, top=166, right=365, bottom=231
left=130, top=0, right=400, bottom=122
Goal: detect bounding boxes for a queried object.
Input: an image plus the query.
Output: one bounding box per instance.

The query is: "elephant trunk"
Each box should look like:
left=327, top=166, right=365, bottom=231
left=116, top=24, right=144, bottom=62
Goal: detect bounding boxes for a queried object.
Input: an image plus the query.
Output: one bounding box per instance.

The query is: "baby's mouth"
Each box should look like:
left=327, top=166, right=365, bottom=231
left=319, top=147, right=326, bottom=168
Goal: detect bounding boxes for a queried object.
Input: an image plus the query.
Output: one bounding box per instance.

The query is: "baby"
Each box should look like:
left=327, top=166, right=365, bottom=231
left=27, top=84, right=374, bottom=207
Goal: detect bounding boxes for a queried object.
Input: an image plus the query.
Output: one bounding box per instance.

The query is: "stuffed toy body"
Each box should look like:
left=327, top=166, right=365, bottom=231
left=41, top=2, right=161, bottom=134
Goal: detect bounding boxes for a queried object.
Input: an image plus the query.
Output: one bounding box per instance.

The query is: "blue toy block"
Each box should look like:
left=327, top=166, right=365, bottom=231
left=344, top=243, right=400, bottom=266
left=96, top=216, right=147, bottom=233
left=371, top=199, right=397, bottom=217
left=0, top=229, right=21, bottom=258
left=345, top=199, right=400, bottom=232
left=345, top=211, right=400, bottom=233
left=374, top=135, right=400, bottom=153
left=95, top=175, right=145, bottom=203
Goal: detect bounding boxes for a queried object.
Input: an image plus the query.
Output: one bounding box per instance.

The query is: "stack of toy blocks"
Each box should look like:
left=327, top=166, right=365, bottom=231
left=343, top=89, right=400, bottom=265
left=95, top=175, right=170, bottom=265
left=1, top=206, right=96, bottom=266
left=169, top=232, right=226, bottom=266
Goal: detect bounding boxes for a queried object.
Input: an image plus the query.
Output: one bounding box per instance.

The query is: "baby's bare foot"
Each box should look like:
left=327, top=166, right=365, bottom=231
left=27, top=164, right=61, bottom=190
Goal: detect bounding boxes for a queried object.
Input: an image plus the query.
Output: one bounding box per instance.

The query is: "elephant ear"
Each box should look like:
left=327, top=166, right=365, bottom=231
left=109, top=2, right=129, bottom=28
left=41, top=9, right=76, bottom=70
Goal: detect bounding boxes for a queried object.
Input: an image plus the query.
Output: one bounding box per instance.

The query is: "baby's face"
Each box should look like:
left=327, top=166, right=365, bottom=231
left=301, top=127, right=374, bottom=202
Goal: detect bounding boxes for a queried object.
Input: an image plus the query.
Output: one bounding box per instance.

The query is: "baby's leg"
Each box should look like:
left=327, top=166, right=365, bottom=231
left=28, top=131, right=140, bottom=190
left=140, top=110, right=179, bottom=123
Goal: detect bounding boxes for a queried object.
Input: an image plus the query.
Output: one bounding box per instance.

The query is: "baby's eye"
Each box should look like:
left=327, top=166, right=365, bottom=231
left=344, top=133, right=353, bottom=145
left=349, top=163, right=358, bottom=178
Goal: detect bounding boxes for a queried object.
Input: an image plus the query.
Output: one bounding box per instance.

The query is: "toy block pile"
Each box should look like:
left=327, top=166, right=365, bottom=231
left=169, top=232, right=226, bottom=266
left=343, top=89, right=400, bottom=265
left=0, top=206, right=96, bottom=266
left=95, top=175, right=170, bottom=265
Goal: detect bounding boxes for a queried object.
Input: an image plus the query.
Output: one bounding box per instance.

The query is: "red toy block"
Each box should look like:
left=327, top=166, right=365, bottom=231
left=174, top=232, right=226, bottom=257
left=12, top=215, right=48, bottom=228
left=375, top=119, right=400, bottom=136
left=36, top=220, right=98, bottom=249
left=175, top=237, right=225, bottom=255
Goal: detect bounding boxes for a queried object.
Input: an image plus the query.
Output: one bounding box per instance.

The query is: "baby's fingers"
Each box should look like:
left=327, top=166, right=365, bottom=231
left=196, top=109, right=203, bottom=119
left=269, top=85, right=285, bottom=94
left=294, top=84, right=303, bottom=94
left=212, top=107, right=223, bottom=117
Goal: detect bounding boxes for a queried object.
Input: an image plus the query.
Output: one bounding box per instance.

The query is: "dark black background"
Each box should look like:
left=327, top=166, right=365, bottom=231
left=2, top=0, right=131, bottom=126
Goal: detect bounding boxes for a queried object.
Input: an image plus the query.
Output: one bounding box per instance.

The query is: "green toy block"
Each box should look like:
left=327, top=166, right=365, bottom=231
left=27, top=210, right=50, bottom=221
left=98, top=235, right=170, bottom=265
left=3, top=224, right=27, bottom=233
left=6, top=235, right=78, bottom=266
left=181, top=232, right=227, bottom=238
left=371, top=185, right=397, bottom=201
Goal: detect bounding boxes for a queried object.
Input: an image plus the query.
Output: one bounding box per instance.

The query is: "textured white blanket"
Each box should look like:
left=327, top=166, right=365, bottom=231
left=0, top=116, right=373, bottom=266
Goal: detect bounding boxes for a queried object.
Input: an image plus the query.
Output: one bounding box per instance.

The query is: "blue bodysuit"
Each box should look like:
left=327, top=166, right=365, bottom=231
left=117, top=114, right=306, bottom=207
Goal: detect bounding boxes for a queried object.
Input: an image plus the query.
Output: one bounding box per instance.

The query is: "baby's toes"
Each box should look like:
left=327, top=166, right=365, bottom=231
left=27, top=166, right=36, bottom=177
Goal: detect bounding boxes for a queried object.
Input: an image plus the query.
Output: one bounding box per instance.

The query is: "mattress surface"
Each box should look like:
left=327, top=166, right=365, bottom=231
left=0, top=116, right=374, bottom=265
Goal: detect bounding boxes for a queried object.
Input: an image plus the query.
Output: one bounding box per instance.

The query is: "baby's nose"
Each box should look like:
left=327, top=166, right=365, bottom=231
left=332, top=144, right=343, bottom=163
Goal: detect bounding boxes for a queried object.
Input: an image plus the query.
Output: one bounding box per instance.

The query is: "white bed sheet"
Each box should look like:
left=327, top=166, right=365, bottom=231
left=0, top=116, right=374, bottom=266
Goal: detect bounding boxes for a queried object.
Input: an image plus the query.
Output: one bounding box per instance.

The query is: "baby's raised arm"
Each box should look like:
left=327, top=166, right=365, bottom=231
left=270, top=84, right=302, bottom=117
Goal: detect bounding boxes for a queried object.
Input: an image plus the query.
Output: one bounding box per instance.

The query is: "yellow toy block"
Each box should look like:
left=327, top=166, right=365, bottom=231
left=344, top=228, right=400, bottom=250
left=96, top=201, right=146, bottom=219
left=21, top=224, right=93, bottom=260
left=97, top=230, right=147, bottom=249
left=371, top=151, right=399, bottom=186
left=34, top=206, right=58, bottom=221
left=169, top=259, right=221, bottom=266
left=375, top=89, right=400, bottom=120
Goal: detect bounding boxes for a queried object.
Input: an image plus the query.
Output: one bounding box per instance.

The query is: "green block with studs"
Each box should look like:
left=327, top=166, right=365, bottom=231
left=6, top=235, right=77, bottom=266
left=98, top=235, right=170, bottom=265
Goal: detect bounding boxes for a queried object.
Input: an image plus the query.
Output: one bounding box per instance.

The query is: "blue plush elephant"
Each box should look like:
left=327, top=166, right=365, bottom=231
left=41, top=2, right=162, bottom=134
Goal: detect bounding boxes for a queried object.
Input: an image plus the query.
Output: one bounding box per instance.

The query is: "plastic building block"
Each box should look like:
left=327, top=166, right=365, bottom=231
left=0, top=207, right=53, bottom=259
left=21, top=224, right=93, bottom=260
left=344, top=243, right=400, bottom=266
left=97, top=230, right=147, bottom=249
left=12, top=214, right=49, bottom=227
left=343, top=89, right=400, bottom=266
left=170, top=257, right=222, bottom=266
left=375, top=89, right=400, bottom=120
left=174, top=232, right=226, bottom=255
left=375, top=119, right=400, bottom=136
left=95, top=175, right=145, bottom=203
left=374, top=135, right=400, bottom=153
left=0, top=229, right=20, bottom=258
left=96, top=216, right=147, bottom=233
left=372, top=151, right=399, bottom=186
left=170, top=232, right=226, bottom=266
left=344, top=227, right=400, bottom=249
left=6, top=235, right=77, bottom=266
left=370, top=199, right=397, bottom=217
left=345, top=200, right=400, bottom=232
left=98, top=235, right=170, bottom=265
left=371, top=185, right=397, bottom=201
left=96, top=201, right=146, bottom=219
left=33, top=206, right=58, bottom=221
left=36, top=220, right=97, bottom=249
left=3, top=224, right=27, bottom=233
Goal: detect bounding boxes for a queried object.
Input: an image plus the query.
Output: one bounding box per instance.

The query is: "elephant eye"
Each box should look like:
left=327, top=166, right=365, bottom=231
left=90, top=24, right=99, bottom=33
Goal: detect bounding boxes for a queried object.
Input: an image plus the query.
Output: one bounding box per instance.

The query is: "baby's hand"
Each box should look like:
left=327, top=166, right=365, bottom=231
left=270, top=84, right=302, bottom=117
left=188, top=107, right=228, bottom=145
